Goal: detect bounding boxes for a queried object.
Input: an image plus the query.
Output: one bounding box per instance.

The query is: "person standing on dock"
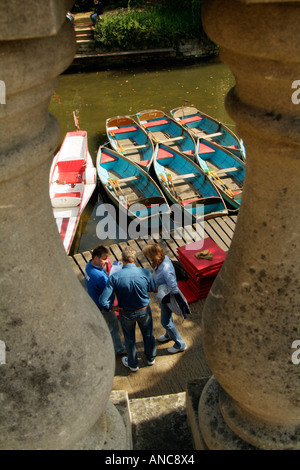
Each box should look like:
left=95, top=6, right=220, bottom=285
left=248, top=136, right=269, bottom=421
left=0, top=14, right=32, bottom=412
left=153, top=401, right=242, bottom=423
left=99, top=246, right=156, bottom=372
left=142, top=244, right=187, bottom=354
left=85, top=245, right=125, bottom=355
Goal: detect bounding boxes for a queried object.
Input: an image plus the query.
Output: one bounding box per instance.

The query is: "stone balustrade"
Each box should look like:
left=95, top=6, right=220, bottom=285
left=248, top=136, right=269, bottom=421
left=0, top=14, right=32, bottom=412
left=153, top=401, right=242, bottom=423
left=198, top=0, right=300, bottom=450
left=0, top=0, right=128, bottom=450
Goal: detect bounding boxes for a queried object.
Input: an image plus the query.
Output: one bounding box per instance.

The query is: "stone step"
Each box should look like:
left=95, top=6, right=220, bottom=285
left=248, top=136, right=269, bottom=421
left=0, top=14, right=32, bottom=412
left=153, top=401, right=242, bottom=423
left=128, top=392, right=194, bottom=450
left=109, top=390, right=133, bottom=450
left=76, top=40, right=95, bottom=53
left=75, top=26, right=93, bottom=32
left=75, top=28, right=93, bottom=34
left=185, top=378, right=210, bottom=450
left=76, top=33, right=94, bottom=41
left=76, top=39, right=94, bottom=45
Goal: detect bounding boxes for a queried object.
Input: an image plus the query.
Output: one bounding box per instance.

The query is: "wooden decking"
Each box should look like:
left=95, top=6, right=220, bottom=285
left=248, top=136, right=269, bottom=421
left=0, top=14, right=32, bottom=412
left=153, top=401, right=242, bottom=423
left=69, top=214, right=237, bottom=399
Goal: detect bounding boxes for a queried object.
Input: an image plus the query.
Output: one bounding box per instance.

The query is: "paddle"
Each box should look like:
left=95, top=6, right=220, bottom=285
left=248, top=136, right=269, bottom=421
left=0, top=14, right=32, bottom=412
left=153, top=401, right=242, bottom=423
left=108, top=178, right=119, bottom=196
left=206, top=170, right=234, bottom=198
left=114, top=179, right=124, bottom=196
left=73, top=111, right=80, bottom=130
left=166, top=173, right=181, bottom=203
left=109, top=132, right=125, bottom=153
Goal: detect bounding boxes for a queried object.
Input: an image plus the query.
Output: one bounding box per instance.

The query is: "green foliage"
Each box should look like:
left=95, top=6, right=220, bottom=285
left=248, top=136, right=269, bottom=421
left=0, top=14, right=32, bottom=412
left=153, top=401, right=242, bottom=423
left=72, top=0, right=93, bottom=13
left=94, top=1, right=211, bottom=51
left=72, top=1, right=147, bottom=13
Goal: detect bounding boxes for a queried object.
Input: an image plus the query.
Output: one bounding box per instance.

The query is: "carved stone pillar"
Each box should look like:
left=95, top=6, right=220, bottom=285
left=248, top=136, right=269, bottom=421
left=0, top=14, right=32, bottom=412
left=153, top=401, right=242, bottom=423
left=0, top=1, right=128, bottom=450
left=199, top=0, right=300, bottom=449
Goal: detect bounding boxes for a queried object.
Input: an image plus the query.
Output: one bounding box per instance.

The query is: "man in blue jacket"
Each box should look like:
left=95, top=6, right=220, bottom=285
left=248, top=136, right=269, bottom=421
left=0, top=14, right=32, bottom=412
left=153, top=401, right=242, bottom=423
left=99, top=246, right=156, bottom=372
left=85, top=245, right=124, bottom=354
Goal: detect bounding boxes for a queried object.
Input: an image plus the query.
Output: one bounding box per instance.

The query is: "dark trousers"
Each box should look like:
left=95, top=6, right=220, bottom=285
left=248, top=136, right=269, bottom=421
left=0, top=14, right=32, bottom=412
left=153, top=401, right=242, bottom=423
left=119, top=305, right=156, bottom=368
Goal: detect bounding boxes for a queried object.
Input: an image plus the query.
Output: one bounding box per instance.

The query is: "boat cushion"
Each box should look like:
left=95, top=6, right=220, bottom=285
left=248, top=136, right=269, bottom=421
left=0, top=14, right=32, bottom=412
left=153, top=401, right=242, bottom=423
left=52, top=192, right=81, bottom=208
left=109, top=126, right=137, bottom=134
left=57, top=159, right=85, bottom=184
left=181, top=196, right=220, bottom=206
left=180, top=198, right=201, bottom=206
left=137, top=159, right=151, bottom=166
left=157, top=148, right=174, bottom=159
left=180, top=115, right=203, bottom=124
left=198, top=143, right=215, bottom=154
left=143, top=119, right=169, bottom=128
left=101, top=151, right=118, bottom=163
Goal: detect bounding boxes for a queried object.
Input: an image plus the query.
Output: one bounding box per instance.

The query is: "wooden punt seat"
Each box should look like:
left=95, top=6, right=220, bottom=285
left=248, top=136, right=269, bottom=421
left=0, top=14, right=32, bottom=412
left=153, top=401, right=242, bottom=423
left=52, top=192, right=81, bottom=208
left=160, top=135, right=186, bottom=144
left=123, top=144, right=148, bottom=152
left=216, top=166, right=243, bottom=175
left=108, top=175, right=141, bottom=185
left=171, top=172, right=199, bottom=181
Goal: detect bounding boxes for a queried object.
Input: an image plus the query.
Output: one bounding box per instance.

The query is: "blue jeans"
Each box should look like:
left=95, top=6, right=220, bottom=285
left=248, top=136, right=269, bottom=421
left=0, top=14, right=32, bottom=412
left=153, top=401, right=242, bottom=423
left=90, top=13, right=98, bottom=25
left=102, top=309, right=124, bottom=354
left=119, top=305, right=156, bottom=369
left=161, top=303, right=186, bottom=349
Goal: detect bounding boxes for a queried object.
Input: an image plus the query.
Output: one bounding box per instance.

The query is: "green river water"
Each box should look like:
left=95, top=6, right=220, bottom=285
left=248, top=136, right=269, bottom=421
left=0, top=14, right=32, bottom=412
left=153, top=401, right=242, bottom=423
left=49, top=57, right=237, bottom=254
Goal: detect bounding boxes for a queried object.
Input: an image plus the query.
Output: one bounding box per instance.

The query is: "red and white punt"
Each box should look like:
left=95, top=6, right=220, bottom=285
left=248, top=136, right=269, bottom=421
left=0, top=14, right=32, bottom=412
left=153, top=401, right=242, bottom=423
left=49, top=130, right=96, bottom=254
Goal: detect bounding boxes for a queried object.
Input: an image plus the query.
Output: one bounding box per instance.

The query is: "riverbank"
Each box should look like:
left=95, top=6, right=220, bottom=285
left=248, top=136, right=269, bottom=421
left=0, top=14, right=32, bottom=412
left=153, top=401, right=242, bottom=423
left=69, top=12, right=218, bottom=72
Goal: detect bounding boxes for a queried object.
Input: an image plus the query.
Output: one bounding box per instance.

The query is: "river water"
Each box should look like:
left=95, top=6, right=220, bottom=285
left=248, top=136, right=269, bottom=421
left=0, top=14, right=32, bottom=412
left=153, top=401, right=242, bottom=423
left=49, top=57, right=237, bottom=254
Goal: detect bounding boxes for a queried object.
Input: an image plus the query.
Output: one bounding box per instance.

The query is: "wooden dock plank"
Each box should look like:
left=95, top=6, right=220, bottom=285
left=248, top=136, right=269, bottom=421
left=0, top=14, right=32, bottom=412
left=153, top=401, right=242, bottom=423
left=73, top=253, right=88, bottom=277
left=133, top=238, right=155, bottom=270
left=127, top=239, right=148, bottom=269
left=81, top=250, right=92, bottom=263
left=211, top=218, right=233, bottom=248
left=68, top=256, right=85, bottom=286
left=109, top=242, right=124, bottom=262
left=222, top=214, right=236, bottom=232
left=204, top=220, right=229, bottom=252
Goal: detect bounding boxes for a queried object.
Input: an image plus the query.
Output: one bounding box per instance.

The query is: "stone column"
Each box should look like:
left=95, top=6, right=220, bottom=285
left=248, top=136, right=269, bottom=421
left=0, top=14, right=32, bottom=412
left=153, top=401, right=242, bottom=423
left=198, top=0, right=300, bottom=450
left=0, top=1, right=128, bottom=450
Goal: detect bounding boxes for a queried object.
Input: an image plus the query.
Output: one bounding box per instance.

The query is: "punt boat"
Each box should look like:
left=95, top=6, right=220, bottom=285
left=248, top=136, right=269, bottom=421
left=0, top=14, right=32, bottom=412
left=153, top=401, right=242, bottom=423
left=106, top=115, right=154, bottom=172
left=196, top=139, right=245, bottom=209
left=170, top=106, right=245, bottom=161
left=96, top=146, right=170, bottom=222
left=49, top=130, right=96, bottom=254
left=153, top=143, right=228, bottom=221
left=137, top=109, right=196, bottom=158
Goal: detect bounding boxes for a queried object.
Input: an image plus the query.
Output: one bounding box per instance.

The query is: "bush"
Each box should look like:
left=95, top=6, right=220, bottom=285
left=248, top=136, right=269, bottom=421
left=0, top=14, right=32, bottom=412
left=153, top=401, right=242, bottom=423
left=72, top=0, right=92, bottom=13
left=72, top=1, right=147, bottom=13
left=94, top=2, right=211, bottom=51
